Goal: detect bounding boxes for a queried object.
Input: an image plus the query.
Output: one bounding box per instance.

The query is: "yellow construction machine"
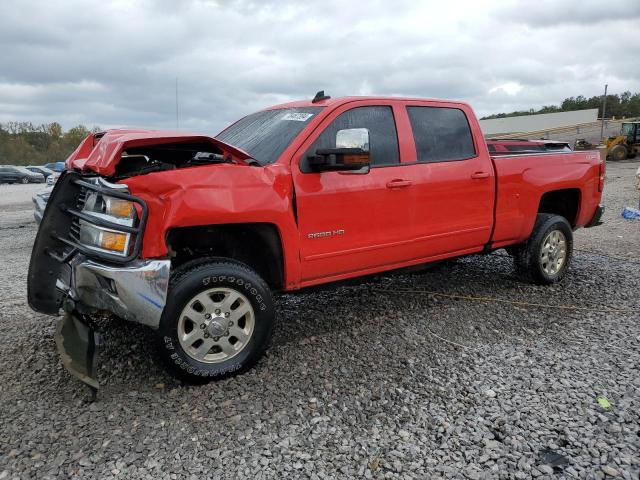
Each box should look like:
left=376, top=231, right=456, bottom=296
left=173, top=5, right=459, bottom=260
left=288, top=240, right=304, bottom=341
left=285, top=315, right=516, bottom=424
left=605, top=121, right=640, bottom=161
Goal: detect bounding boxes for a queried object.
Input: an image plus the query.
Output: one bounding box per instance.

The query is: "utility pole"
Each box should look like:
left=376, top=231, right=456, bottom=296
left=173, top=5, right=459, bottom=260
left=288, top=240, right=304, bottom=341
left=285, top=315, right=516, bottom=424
left=175, top=77, right=179, bottom=129
left=599, top=83, right=608, bottom=141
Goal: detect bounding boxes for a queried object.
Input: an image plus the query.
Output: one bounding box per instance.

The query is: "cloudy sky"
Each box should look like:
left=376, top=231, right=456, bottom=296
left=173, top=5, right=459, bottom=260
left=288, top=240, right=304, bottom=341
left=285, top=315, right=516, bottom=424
left=1, top=0, right=639, bottom=134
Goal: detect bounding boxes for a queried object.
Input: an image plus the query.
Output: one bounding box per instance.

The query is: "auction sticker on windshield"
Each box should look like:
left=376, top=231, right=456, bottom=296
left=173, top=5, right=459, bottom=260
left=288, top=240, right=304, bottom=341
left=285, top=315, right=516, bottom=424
left=282, top=112, right=314, bottom=121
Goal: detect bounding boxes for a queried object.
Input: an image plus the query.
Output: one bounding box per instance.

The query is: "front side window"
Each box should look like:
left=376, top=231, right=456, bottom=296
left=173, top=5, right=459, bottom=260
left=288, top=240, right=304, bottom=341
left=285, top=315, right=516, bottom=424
left=407, top=106, right=476, bottom=163
left=217, top=107, right=322, bottom=165
left=301, top=106, right=399, bottom=172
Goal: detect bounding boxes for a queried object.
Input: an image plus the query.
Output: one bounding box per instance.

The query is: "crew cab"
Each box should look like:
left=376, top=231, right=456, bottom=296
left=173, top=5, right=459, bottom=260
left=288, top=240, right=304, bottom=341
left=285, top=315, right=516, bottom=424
left=28, top=94, right=605, bottom=390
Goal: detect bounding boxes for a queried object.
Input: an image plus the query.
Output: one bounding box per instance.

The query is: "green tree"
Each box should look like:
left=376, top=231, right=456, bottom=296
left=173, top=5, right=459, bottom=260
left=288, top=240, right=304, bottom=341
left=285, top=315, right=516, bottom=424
left=0, top=122, right=99, bottom=166
left=481, top=91, right=640, bottom=120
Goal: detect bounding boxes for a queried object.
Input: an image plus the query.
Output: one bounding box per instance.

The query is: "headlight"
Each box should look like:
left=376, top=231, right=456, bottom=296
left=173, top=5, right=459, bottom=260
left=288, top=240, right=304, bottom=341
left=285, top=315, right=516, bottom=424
left=83, top=192, right=135, bottom=226
left=105, top=197, right=135, bottom=219
left=78, top=192, right=137, bottom=256
left=79, top=221, right=131, bottom=256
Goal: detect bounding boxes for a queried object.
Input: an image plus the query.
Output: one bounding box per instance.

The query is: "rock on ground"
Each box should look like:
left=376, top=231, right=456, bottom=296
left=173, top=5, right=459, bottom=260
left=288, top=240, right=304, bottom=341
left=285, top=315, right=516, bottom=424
left=1, top=161, right=639, bottom=479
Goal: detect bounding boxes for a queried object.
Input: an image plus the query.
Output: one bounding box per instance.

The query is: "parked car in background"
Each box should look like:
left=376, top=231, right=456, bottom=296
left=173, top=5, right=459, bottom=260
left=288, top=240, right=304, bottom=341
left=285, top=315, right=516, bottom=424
left=0, top=165, right=45, bottom=184
left=43, top=162, right=66, bottom=172
left=574, top=138, right=595, bottom=151
left=486, top=139, right=572, bottom=155
left=26, top=166, right=55, bottom=179
left=46, top=170, right=62, bottom=185
left=47, top=172, right=60, bottom=185
left=33, top=187, right=52, bottom=224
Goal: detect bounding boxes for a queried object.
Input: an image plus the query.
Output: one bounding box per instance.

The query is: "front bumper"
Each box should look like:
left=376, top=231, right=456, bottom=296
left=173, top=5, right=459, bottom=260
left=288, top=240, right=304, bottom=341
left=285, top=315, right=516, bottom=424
left=71, top=256, right=170, bottom=329
left=28, top=171, right=171, bottom=392
left=28, top=170, right=169, bottom=328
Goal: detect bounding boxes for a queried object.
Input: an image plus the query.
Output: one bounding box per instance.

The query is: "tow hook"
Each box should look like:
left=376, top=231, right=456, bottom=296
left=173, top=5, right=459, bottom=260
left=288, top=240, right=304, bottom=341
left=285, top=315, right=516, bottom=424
left=54, top=313, right=102, bottom=401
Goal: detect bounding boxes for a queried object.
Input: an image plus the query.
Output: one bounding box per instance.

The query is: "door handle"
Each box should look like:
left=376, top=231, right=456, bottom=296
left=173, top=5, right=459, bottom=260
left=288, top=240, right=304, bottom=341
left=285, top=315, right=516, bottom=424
left=386, top=179, right=413, bottom=189
left=471, top=171, right=490, bottom=179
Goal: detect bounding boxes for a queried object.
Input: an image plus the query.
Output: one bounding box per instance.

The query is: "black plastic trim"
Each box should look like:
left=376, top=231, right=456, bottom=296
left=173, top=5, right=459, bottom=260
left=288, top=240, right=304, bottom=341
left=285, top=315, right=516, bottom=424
left=585, top=204, right=605, bottom=228
left=64, top=208, right=138, bottom=233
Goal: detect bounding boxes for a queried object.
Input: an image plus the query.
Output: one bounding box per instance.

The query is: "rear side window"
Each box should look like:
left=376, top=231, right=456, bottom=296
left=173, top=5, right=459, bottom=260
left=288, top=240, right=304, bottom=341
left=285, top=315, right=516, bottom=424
left=407, top=107, right=476, bottom=163
left=301, top=106, right=399, bottom=172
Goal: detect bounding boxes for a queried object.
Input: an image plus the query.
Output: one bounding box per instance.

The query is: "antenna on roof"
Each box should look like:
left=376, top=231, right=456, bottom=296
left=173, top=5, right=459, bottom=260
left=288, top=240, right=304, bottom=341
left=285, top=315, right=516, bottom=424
left=312, top=90, right=331, bottom=103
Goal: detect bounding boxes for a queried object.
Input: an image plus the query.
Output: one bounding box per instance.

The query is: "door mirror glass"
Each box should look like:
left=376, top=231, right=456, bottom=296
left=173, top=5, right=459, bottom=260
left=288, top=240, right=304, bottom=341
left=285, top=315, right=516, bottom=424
left=307, top=128, right=370, bottom=173
left=336, top=128, right=369, bottom=151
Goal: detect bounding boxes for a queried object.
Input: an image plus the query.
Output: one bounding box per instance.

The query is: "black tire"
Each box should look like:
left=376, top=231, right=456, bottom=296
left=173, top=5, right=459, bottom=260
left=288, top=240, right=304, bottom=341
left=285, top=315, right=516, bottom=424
left=21, top=177, right=29, bottom=184
left=155, top=258, right=275, bottom=383
left=514, top=214, right=573, bottom=285
left=609, top=144, right=627, bottom=161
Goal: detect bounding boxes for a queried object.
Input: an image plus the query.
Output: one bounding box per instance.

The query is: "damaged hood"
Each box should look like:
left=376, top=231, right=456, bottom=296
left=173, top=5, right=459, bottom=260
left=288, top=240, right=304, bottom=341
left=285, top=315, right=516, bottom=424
left=65, top=129, right=255, bottom=177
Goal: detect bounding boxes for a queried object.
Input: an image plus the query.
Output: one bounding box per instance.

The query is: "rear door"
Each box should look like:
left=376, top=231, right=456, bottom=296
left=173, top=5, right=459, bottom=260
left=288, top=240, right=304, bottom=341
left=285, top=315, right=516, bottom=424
left=292, top=102, right=416, bottom=284
left=403, top=103, right=495, bottom=255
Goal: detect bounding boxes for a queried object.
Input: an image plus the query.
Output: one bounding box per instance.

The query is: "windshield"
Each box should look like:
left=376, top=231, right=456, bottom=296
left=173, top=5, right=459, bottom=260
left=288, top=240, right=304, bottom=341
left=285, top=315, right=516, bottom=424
left=621, top=124, right=635, bottom=135
left=216, top=107, right=322, bottom=165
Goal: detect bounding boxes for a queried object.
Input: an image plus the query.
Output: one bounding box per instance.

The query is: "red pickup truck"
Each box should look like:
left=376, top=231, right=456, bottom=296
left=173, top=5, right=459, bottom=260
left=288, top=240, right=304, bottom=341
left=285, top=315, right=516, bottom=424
left=28, top=94, right=605, bottom=389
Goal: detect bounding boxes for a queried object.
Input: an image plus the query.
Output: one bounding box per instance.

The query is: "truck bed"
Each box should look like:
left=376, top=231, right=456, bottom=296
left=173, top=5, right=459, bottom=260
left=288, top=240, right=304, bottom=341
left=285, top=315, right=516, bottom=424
left=490, top=150, right=603, bottom=249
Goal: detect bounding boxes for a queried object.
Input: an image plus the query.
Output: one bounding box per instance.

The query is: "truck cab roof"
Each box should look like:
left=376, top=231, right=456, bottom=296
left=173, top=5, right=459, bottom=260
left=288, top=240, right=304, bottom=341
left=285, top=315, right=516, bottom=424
left=265, top=95, right=471, bottom=110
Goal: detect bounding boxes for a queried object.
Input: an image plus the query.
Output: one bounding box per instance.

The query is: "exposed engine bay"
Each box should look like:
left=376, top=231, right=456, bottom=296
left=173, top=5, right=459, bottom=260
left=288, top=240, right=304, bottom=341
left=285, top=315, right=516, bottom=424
left=113, top=142, right=235, bottom=179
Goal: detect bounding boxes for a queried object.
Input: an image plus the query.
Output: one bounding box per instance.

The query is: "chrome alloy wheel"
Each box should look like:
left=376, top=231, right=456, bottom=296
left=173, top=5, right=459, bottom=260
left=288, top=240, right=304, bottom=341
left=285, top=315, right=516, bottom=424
left=177, top=287, right=255, bottom=363
left=540, top=229, right=567, bottom=276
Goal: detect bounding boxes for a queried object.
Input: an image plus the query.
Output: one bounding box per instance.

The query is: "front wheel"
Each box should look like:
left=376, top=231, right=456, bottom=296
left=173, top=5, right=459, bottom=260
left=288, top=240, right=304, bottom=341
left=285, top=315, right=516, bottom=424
left=514, top=214, right=573, bottom=285
left=155, top=259, right=275, bottom=383
left=21, top=177, right=29, bottom=184
left=609, top=144, right=627, bottom=161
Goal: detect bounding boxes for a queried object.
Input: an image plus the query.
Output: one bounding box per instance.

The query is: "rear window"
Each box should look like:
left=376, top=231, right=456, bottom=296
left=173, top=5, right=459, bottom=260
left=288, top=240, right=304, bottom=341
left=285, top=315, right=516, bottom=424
left=407, top=107, right=476, bottom=163
left=217, top=107, right=322, bottom=165
left=505, top=144, right=545, bottom=152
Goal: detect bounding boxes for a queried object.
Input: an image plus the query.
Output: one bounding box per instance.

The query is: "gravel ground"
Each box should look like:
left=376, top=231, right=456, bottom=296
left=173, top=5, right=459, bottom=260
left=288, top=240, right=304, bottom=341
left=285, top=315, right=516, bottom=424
left=0, top=162, right=639, bottom=479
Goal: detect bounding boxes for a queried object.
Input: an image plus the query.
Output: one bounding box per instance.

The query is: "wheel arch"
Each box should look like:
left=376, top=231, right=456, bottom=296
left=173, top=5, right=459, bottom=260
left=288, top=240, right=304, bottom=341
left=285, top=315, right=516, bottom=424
left=166, top=223, right=285, bottom=291
left=537, top=188, right=581, bottom=227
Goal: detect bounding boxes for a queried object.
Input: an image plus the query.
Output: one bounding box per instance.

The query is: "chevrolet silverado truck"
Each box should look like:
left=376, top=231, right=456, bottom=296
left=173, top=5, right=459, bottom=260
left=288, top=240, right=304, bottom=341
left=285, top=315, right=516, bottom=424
left=28, top=94, right=605, bottom=390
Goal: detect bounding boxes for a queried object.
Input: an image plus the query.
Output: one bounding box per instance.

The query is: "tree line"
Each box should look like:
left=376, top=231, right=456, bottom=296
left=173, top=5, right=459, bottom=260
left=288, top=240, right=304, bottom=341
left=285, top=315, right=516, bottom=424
left=0, top=122, right=99, bottom=167
left=480, top=91, right=640, bottom=120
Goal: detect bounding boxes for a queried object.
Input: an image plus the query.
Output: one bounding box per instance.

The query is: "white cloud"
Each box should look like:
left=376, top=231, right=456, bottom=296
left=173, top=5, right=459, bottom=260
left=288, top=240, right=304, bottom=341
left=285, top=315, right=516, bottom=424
left=490, top=83, right=523, bottom=96
left=0, top=0, right=638, bottom=132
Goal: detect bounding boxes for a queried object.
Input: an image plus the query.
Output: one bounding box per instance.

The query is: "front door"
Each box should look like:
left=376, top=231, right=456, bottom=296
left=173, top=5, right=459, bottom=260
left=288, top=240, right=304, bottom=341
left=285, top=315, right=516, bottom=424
left=292, top=104, right=416, bottom=284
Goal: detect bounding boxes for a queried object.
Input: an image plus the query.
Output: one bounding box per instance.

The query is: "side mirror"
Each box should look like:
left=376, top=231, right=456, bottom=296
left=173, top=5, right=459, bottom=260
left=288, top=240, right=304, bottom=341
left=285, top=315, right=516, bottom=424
left=307, top=128, right=370, bottom=173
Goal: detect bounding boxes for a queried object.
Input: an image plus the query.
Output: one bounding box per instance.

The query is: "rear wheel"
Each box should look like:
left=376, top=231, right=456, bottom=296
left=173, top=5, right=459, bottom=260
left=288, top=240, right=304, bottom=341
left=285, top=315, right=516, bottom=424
left=155, top=258, right=275, bottom=383
left=21, top=177, right=29, bottom=184
left=514, top=214, right=573, bottom=284
left=609, top=144, right=627, bottom=161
